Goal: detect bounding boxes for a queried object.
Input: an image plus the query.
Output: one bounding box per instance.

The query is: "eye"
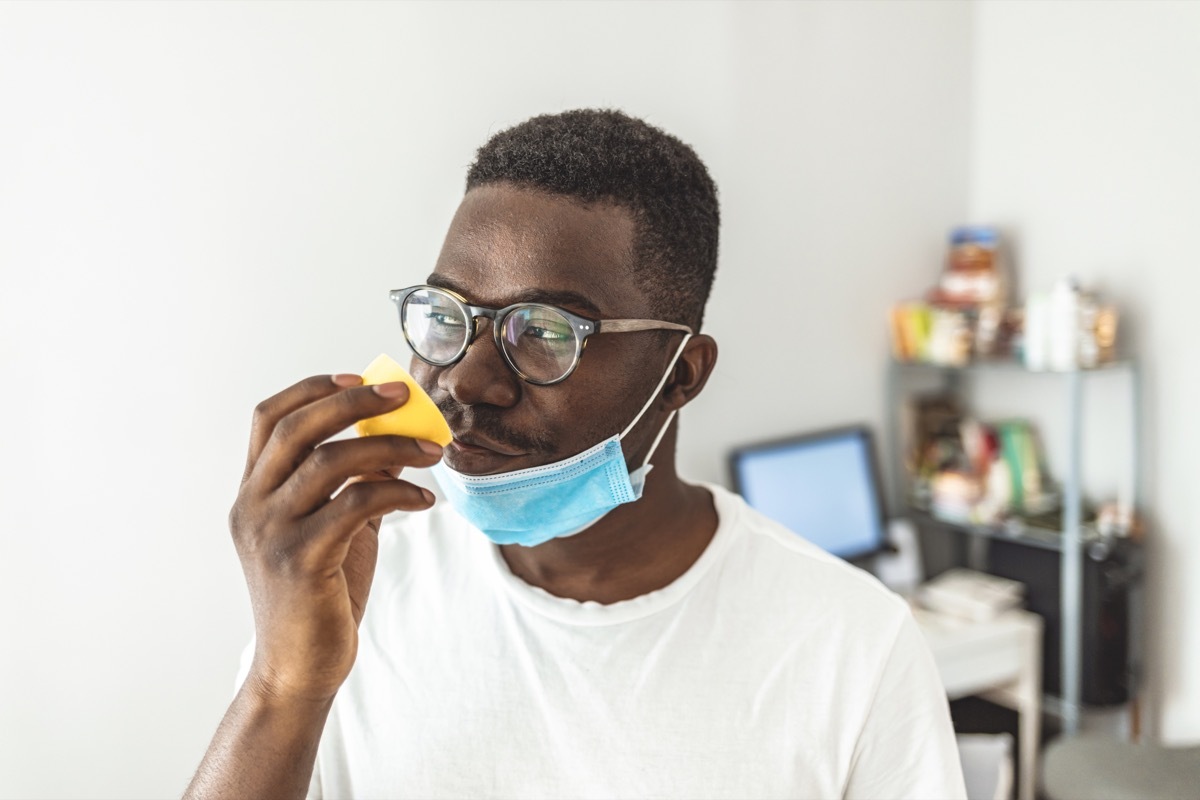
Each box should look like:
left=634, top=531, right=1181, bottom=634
left=524, top=324, right=572, bottom=341
left=426, top=311, right=465, bottom=328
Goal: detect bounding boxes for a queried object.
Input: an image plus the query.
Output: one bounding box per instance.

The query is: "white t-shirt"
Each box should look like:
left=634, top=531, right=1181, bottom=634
left=246, top=483, right=966, bottom=799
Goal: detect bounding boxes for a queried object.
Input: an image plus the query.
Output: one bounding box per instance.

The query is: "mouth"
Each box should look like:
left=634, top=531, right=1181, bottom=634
left=448, top=432, right=528, bottom=459
left=436, top=404, right=551, bottom=474
left=446, top=434, right=530, bottom=472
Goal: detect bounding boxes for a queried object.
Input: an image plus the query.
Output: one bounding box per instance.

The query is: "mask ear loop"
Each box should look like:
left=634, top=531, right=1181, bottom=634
left=619, top=333, right=693, bottom=469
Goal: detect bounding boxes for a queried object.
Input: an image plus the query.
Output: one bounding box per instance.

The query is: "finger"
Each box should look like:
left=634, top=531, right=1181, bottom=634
left=342, top=523, right=381, bottom=626
left=243, top=374, right=362, bottom=481
left=253, top=381, right=412, bottom=490
left=282, top=435, right=443, bottom=516
left=303, top=479, right=435, bottom=558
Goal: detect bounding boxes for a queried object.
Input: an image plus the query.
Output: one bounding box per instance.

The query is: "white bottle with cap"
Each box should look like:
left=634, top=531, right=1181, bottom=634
left=1048, top=275, right=1081, bottom=371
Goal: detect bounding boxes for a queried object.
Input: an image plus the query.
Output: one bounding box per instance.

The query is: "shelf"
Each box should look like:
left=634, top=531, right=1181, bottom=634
left=889, top=358, right=1135, bottom=375
left=886, top=351, right=1143, bottom=736
left=906, top=507, right=1105, bottom=553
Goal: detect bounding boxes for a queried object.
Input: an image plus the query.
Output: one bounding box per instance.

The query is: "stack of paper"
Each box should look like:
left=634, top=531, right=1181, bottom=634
left=918, top=568, right=1025, bottom=622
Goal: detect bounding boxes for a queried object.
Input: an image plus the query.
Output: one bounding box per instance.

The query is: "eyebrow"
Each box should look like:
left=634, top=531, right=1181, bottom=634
left=426, top=275, right=604, bottom=316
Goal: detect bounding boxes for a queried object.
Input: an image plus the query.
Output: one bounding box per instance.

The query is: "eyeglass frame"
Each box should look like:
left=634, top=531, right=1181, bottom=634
left=389, top=284, right=693, bottom=386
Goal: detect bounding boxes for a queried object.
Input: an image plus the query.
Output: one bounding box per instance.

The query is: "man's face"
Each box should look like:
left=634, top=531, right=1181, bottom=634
left=411, top=183, right=674, bottom=477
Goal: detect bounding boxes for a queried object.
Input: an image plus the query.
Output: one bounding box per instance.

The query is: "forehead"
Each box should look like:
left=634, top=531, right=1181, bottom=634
left=430, top=183, right=649, bottom=317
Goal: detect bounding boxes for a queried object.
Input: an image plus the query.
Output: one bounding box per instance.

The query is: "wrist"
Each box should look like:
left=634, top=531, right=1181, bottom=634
left=244, top=663, right=340, bottom=711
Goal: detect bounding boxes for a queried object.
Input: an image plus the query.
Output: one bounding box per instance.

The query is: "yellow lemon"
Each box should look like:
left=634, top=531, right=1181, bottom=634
left=354, top=354, right=453, bottom=447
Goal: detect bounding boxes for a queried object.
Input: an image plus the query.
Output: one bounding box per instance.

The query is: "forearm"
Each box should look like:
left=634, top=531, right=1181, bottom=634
left=183, top=675, right=333, bottom=800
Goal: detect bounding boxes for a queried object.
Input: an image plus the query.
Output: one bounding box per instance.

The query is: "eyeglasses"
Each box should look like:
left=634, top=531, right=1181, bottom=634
left=390, top=285, right=692, bottom=385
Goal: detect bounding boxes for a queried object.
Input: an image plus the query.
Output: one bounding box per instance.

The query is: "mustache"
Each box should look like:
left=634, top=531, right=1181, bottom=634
left=437, top=399, right=556, bottom=455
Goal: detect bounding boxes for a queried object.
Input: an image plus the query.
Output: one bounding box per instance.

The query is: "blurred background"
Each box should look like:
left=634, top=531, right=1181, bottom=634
left=1, top=1, right=1196, bottom=797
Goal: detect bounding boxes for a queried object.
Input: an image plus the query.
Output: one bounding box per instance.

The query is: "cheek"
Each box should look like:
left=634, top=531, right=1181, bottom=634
left=520, top=376, right=637, bottom=457
left=526, top=389, right=607, bottom=449
left=581, top=335, right=663, bottom=398
left=555, top=350, right=659, bottom=443
left=408, top=358, right=439, bottom=396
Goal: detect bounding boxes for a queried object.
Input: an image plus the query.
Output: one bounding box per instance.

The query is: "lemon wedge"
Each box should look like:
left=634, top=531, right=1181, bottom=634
left=354, top=354, right=453, bottom=447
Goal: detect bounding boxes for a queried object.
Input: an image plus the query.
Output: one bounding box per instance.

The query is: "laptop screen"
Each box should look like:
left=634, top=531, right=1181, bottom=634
left=729, top=426, right=888, bottom=561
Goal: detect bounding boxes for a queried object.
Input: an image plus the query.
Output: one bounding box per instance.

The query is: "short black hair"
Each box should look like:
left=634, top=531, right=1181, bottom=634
left=466, top=109, right=719, bottom=330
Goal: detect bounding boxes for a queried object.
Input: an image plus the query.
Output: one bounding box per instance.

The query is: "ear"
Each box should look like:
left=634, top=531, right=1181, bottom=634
left=662, top=334, right=718, bottom=412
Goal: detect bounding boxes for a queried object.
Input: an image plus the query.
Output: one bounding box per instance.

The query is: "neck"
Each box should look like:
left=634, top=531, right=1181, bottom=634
left=497, top=425, right=718, bottom=604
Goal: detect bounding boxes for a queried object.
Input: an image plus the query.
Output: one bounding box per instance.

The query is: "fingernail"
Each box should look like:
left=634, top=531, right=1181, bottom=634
left=332, top=373, right=362, bottom=387
left=421, top=488, right=436, bottom=505
left=417, top=439, right=444, bottom=456
left=373, top=381, right=408, bottom=398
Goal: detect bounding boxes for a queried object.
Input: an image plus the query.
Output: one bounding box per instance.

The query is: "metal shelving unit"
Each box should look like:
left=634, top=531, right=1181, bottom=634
left=885, top=358, right=1142, bottom=735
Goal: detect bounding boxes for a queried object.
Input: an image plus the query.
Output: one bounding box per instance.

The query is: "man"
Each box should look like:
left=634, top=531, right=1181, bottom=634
left=186, top=110, right=966, bottom=799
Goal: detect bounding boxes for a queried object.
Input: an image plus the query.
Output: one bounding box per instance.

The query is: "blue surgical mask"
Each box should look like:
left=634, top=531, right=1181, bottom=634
left=431, top=335, right=691, bottom=547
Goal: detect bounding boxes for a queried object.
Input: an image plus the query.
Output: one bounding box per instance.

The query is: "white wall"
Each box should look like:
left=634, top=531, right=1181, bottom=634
left=968, top=0, right=1200, bottom=744
left=0, top=2, right=974, bottom=797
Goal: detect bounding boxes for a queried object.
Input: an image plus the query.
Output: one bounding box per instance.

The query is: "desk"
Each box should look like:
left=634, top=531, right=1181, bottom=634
left=915, top=607, right=1043, bottom=800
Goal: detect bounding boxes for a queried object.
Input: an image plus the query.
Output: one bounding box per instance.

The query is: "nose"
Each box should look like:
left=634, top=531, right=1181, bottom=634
left=437, top=316, right=521, bottom=408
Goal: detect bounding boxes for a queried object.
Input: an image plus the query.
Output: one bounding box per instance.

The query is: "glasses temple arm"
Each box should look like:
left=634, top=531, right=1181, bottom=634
left=598, top=319, right=693, bottom=335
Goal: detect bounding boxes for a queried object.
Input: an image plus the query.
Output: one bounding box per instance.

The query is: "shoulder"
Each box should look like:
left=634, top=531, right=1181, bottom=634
left=705, top=483, right=911, bottom=638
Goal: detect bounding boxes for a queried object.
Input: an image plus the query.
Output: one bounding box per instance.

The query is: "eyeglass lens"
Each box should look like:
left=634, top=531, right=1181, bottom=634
left=402, top=288, right=581, bottom=383
left=403, top=289, right=468, bottom=364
